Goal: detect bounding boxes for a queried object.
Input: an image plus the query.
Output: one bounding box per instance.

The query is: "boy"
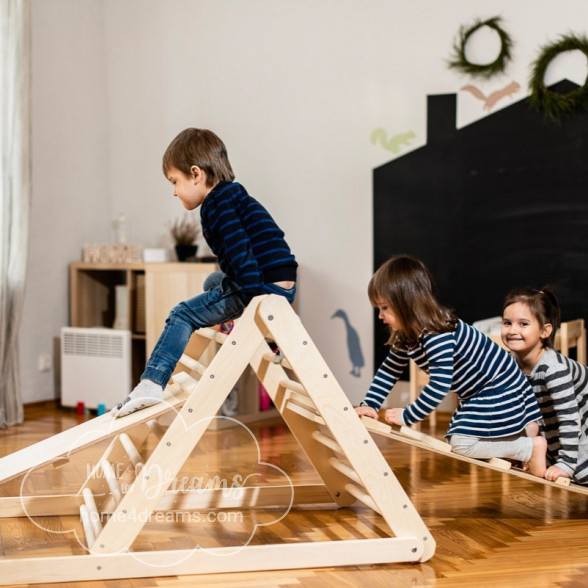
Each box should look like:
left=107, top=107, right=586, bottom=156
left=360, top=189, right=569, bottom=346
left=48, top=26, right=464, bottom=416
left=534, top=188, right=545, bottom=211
left=113, top=128, right=297, bottom=417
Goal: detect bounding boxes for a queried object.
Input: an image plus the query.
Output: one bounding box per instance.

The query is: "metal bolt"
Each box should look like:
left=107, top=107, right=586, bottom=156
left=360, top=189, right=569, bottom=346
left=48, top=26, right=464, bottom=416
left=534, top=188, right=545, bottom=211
left=384, top=472, right=389, bottom=476
left=411, top=547, right=418, bottom=553
left=167, top=442, right=171, bottom=446
left=363, top=439, right=368, bottom=444
left=231, top=340, right=236, bottom=345
left=210, top=374, right=215, bottom=379
left=268, top=315, right=274, bottom=321
left=188, top=408, right=193, bottom=413
left=303, top=341, right=308, bottom=345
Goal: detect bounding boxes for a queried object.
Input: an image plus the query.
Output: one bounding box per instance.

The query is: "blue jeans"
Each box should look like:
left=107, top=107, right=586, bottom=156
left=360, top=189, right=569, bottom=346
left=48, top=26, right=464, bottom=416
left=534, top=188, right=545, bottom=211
left=142, top=271, right=296, bottom=386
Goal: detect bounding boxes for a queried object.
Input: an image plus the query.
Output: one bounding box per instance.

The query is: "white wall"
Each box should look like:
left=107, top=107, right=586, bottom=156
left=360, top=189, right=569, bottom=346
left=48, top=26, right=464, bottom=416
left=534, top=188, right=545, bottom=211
left=22, top=0, right=588, bottom=405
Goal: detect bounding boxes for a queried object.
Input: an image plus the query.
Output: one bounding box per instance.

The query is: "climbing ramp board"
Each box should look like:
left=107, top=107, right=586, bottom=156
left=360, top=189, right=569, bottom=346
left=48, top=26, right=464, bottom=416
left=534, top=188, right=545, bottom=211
left=361, top=416, right=588, bottom=497
left=0, top=294, right=434, bottom=585
left=0, top=386, right=189, bottom=485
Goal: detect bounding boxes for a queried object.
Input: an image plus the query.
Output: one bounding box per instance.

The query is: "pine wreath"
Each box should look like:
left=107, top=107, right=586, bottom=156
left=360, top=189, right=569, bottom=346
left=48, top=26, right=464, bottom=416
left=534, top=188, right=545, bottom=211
left=529, top=33, right=588, bottom=120
left=448, top=17, right=513, bottom=79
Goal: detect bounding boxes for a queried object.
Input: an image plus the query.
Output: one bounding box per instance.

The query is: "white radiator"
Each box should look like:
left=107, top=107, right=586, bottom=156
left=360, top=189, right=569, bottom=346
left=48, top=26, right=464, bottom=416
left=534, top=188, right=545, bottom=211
left=61, top=327, right=131, bottom=410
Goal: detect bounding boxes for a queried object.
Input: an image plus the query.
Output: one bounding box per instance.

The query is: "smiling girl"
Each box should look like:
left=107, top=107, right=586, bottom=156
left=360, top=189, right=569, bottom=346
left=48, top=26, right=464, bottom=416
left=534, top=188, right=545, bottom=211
left=502, top=286, right=588, bottom=484
left=355, top=255, right=546, bottom=477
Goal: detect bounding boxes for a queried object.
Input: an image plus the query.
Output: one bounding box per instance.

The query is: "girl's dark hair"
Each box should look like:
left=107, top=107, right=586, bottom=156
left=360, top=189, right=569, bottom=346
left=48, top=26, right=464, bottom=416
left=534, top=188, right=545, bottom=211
left=368, top=255, right=457, bottom=347
left=162, top=128, right=235, bottom=187
left=502, top=285, right=561, bottom=348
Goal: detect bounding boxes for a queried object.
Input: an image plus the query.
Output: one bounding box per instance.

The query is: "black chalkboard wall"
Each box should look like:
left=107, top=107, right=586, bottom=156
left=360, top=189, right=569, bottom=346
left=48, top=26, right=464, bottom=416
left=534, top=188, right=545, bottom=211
left=373, top=80, right=588, bottom=370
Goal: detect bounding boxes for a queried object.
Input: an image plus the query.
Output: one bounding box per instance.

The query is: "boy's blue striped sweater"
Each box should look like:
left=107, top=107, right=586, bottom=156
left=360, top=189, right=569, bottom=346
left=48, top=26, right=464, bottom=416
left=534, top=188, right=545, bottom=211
left=200, top=181, right=297, bottom=294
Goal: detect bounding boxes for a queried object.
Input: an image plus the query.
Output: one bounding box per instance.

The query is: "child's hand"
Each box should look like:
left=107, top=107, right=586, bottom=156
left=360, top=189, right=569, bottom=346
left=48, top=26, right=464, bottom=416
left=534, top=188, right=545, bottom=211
left=384, top=407, right=405, bottom=426
left=354, top=405, right=378, bottom=420
left=544, top=465, right=570, bottom=482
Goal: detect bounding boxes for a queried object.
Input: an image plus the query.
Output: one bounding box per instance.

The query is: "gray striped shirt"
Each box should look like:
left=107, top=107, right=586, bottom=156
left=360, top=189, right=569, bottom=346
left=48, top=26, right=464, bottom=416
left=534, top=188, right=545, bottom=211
left=528, top=348, right=588, bottom=483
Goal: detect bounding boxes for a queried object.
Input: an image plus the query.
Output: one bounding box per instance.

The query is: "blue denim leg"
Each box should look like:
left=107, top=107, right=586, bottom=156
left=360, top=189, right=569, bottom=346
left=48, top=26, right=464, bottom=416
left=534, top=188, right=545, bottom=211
left=141, top=272, right=250, bottom=386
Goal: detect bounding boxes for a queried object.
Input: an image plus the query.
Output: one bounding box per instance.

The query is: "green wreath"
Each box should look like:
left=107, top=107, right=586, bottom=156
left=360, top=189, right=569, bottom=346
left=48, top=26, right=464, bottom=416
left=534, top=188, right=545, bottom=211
left=448, top=17, right=513, bottom=79
left=529, top=34, right=588, bottom=120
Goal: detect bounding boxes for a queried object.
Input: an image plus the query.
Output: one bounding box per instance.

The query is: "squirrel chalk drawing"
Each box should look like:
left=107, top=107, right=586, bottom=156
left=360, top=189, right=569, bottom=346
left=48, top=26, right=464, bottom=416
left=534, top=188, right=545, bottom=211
left=371, top=128, right=415, bottom=154
left=460, top=80, right=521, bottom=111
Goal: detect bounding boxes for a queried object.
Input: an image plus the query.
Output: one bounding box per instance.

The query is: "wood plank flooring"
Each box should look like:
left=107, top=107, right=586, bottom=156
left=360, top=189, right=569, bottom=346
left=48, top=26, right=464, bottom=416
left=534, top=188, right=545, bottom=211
left=1, top=403, right=588, bottom=587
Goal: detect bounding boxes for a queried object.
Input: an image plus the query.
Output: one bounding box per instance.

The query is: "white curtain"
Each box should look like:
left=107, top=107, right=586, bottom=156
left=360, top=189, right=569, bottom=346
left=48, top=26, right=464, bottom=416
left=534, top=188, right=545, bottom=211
left=0, top=0, right=31, bottom=428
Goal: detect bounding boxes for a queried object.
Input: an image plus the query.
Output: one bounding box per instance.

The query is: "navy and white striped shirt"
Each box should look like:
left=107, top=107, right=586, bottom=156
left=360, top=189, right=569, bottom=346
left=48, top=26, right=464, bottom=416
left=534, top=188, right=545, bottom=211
left=364, top=320, right=542, bottom=438
left=527, top=348, right=588, bottom=484
left=201, top=182, right=297, bottom=294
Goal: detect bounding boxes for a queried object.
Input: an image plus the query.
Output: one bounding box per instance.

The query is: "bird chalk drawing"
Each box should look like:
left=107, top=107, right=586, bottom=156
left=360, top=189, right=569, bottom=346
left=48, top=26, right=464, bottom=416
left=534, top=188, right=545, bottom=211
left=371, top=128, right=416, bottom=154
left=331, top=309, right=365, bottom=377
left=460, top=80, right=521, bottom=111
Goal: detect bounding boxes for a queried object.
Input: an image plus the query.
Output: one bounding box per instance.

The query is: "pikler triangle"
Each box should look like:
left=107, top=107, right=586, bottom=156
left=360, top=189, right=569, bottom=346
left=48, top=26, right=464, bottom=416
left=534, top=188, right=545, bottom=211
left=0, top=294, right=434, bottom=585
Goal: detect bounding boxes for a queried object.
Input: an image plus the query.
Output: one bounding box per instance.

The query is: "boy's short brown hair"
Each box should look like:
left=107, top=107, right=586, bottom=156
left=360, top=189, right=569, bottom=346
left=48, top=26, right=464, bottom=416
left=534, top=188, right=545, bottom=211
left=162, top=128, right=235, bottom=187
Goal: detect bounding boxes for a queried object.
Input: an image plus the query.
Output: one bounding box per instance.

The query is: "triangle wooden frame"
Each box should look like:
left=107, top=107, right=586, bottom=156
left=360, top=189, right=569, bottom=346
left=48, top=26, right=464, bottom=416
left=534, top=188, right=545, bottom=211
left=0, top=294, right=435, bottom=585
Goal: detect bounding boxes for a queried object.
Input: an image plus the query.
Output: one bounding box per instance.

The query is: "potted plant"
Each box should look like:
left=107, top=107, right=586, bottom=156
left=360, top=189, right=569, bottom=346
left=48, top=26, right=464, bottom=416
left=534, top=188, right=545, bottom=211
left=169, top=215, right=200, bottom=261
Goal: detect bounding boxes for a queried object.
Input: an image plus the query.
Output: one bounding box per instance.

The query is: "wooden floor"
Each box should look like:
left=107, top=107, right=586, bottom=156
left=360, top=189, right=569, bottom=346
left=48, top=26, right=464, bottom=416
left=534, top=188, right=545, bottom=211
left=1, top=403, right=588, bottom=587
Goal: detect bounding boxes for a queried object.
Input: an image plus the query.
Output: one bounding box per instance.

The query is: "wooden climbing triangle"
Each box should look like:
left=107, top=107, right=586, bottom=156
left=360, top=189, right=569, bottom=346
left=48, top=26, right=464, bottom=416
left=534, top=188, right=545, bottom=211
left=0, top=294, right=435, bottom=585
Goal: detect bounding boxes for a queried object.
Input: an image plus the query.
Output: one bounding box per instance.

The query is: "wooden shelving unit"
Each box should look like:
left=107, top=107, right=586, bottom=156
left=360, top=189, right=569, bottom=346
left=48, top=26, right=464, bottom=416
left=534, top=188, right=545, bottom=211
left=68, top=261, right=279, bottom=424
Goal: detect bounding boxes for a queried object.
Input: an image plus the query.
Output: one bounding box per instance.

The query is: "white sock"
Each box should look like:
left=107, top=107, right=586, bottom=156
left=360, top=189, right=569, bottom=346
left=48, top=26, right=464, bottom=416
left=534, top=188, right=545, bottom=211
left=111, top=379, right=164, bottom=418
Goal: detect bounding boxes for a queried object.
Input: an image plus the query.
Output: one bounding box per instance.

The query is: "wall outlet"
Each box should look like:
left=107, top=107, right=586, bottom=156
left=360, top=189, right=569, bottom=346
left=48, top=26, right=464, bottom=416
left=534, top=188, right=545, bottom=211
left=38, top=353, right=52, bottom=372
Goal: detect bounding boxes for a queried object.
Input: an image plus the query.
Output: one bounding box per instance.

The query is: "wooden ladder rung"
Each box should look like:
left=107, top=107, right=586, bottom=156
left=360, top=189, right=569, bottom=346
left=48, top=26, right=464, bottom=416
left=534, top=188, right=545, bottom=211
left=285, top=401, right=325, bottom=425
left=329, top=456, right=362, bottom=485
left=343, top=482, right=380, bottom=513
left=81, top=488, right=103, bottom=546
left=312, top=430, right=343, bottom=455
left=79, top=504, right=95, bottom=547
left=100, top=460, right=123, bottom=505
left=280, top=378, right=306, bottom=395
left=328, top=457, right=379, bottom=513
left=262, top=350, right=292, bottom=370
left=194, top=327, right=228, bottom=345
left=179, top=354, right=207, bottom=376
left=119, top=433, right=144, bottom=470
left=146, top=419, right=167, bottom=439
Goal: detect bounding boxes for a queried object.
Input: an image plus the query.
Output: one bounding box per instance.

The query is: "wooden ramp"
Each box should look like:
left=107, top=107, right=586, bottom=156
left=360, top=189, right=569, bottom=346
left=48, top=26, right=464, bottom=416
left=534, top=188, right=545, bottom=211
left=361, top=416, right=588, bottom=497
left=0, top=294, right=434, bottom=585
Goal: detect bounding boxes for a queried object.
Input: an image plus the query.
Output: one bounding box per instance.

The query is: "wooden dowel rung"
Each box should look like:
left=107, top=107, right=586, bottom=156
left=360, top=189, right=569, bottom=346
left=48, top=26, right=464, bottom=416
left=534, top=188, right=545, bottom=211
left=119, top=433, right=144, bottom=469
left=285, top=401, right=325, bottom=425
left=261, top=351, right=292, bottom=370
left=82, top=487, right=103, bottom=537
left=178, top=354, right=206, bottom=376
left=329, top=457, right=361, bottom=485
left=146, top=419, right=167, bottom=439
left=79, top=504, right=96, bottom=547
left=312, top=431, right=343, bottom=455
left=344, top=482, right=379, bottom=513
left=194, top=327, right=227, bottom=344
left=280, top=378, right=306, bottom=395
left=100, top=460, right=123, bottom=505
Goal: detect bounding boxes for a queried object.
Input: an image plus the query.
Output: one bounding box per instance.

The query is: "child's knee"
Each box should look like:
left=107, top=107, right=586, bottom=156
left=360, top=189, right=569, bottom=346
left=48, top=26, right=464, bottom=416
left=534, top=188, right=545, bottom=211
left=448, top=435, right=478, bottom=457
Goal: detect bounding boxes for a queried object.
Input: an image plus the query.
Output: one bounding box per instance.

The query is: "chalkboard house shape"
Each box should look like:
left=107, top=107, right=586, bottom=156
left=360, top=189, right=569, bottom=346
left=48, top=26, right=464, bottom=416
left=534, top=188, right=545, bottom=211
left=373, top=80, right=588, bottom=368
